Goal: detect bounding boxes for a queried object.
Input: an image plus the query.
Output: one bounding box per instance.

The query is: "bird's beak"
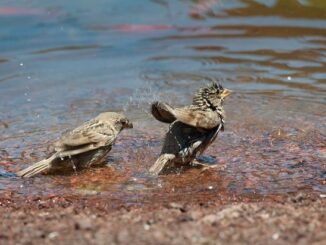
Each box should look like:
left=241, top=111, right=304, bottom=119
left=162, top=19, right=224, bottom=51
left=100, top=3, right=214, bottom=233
left=126, top=121, right=133, bottom=129
left=221, top=89, right=232, bottom=99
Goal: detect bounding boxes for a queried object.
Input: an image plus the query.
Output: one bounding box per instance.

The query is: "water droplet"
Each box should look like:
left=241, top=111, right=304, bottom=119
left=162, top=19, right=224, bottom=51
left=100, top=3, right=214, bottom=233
left=19, top=63, right=24, bottom=67
left=287, top=76, right=291, bottom=81
left=27, top=98, right=31, bottom=102
left=208, top=186, right=213, bottom=190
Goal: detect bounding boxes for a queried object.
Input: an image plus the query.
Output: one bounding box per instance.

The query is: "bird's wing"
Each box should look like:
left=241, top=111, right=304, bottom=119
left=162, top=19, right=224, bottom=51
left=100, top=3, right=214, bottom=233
left=151, top=102, right=222, bottom=129
left=151, top=102, right=176, bottom=123
left=54, top=119, right=116, bottom=151
left=173, top=109, right=221, bottom=129
left=178, top=123, right=223, bottom=159
left=197, top=123, right=224, bottom=155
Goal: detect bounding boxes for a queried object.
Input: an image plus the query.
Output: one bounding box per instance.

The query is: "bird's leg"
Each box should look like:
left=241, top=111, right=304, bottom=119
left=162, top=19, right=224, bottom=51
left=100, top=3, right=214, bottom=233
left=69, top=156, right=77, bottom=175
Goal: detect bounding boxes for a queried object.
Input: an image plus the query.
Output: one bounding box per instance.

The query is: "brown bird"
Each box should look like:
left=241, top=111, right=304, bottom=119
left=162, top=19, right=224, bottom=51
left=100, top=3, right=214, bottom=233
left=17, top=112, right=133, bottom=178
left=149, top=82, right=231, bottom=175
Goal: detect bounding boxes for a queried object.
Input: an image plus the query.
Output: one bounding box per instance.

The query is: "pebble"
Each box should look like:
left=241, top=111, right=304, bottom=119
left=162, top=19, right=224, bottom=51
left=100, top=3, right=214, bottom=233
left=143, top=224, right=150, bottom=230
left=272, top=233, right=280, bottom=240
left=168, top=202, right=186, bottom=212
left=76, top=218, right=93, bottom=230
left=48, top=232, right=59, bottom=239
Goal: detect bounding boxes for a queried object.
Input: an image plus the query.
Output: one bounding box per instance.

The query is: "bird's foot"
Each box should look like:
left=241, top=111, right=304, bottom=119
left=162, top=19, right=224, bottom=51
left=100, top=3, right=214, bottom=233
left=70, top=159, right=77, bottom=175
left=199, top=164, right=219, bottom=173
left=191, top=160, right=218, bottom=173
left=59, top=153, right=65, bottom=161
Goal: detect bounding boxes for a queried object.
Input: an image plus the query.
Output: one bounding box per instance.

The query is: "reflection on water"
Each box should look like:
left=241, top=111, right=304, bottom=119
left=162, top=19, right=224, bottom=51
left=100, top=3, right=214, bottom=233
left=0, top=0, right=325, bottom=205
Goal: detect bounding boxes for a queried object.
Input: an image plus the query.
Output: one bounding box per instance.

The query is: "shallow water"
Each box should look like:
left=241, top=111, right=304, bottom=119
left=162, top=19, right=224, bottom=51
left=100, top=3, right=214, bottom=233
left=0, top=0, right=325, bottom=205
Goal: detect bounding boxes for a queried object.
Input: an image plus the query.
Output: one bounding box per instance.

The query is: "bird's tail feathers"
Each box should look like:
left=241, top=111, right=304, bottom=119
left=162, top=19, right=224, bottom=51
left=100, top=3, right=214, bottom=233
left=151, top=102, right=176, bottom=123
left=17, top=154, right=56, bottom=178
left=149, top=154, right=175, bottom=175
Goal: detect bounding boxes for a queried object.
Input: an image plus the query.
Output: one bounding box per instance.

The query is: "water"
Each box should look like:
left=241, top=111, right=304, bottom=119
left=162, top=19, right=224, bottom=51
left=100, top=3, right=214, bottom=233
left=0, top=0, right=325, bottom=205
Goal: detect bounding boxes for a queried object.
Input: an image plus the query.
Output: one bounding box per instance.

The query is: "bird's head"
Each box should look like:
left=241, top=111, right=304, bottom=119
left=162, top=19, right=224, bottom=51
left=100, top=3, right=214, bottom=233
left=100, top=112, right=133, bottom=130
left=192, top=82, right=232, bottom=111
left=119, top=117, right=133, bottom=129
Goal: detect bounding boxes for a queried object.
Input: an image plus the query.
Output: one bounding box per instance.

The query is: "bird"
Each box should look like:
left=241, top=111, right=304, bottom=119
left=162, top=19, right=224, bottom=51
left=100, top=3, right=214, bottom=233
left=149, top=82, right=231, bottom=175
left=17, top=112, right=133, bottom=178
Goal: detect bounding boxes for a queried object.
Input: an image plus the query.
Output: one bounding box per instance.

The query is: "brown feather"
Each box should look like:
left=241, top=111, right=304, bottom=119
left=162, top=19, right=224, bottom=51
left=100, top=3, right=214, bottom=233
left=150, top=82, right=229, bottom=175
left=17, top=112, right=132, bottom=177
left=173, top=109, right=221, bottom=129
left=151, top=102, right=176, bottom=123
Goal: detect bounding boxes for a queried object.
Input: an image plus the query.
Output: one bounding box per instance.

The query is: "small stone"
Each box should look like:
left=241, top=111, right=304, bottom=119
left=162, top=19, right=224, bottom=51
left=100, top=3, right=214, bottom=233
left=201, top=214, right=218, bottom=224
left=75, top=218, right=93, bottom=230
left=177, top=215, right=193, bottom=222
left=38, top=212, right=50, bottom=217
left=146, top=219, right=155, bottom=225
left=48, top=232, right=58, bottom=239
left=272, top=233, right=280, bottom=240
left=143, top=224, right=150, bottom=230
left=168, top=202, right=186, bottom=212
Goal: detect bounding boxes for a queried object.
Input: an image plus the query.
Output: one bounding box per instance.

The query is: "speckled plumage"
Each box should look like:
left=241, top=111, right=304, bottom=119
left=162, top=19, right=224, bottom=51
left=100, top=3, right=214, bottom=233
left=149, top=83, right=231, bottom=175
left=17, top=112, right=133, bottom=177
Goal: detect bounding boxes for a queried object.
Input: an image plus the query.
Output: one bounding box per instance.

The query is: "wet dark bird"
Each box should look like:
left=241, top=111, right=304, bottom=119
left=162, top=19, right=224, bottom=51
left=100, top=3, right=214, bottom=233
left=17, top=112, right=133, bottom=177
left=149, top=82, right=231, bottom=175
